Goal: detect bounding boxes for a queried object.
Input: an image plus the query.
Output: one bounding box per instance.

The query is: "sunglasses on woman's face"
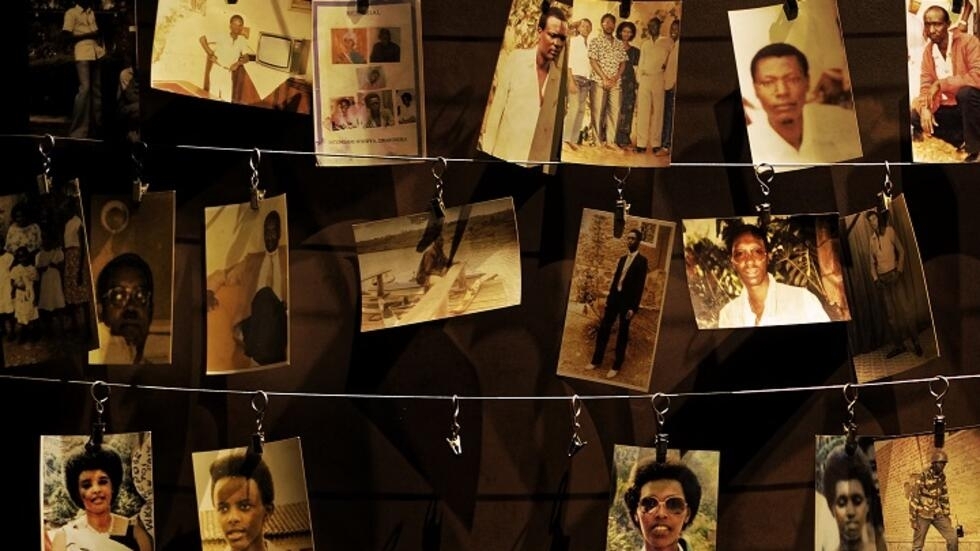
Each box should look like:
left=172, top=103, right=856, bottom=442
left=639, top=495, right=687, bottom=515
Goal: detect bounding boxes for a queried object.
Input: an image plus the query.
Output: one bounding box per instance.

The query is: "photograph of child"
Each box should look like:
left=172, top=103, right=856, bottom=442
left=192, top=438, right=315, bottom=551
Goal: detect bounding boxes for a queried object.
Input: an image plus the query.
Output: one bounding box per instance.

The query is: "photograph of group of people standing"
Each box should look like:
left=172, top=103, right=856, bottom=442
left=560, top=1, right=682, bottom=167
left=0, top=189, right=98, bottom=368
left=479, top=0, right=681, bottom=168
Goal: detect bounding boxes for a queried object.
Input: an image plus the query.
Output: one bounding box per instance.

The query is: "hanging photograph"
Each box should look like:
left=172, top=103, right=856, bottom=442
left=311, top=0, right=426, bottom=166
left=192, top=437, right=315, bottom=551
left=606, top=444, right=719, bottom=551
left=2, top=184, right=99, bottom=368
left=204, top=194, right=289, bottom=375
left=353, top=197, right=522, bottom=332
left=556, top=209, right=674, bottom=390
left=814, top=434, right=886, bottom=551
left=41, top=431, right=155, bottom=551
left=841, top=194, right=939, bottom=384
left=151, top=0, right=314, bottom=113
left=27, top=0, right=139, bottom=142
left=906, top=0, right=980, bottom=163
left=682, top=213, right=850, bottom=330
left=874, top=429, right=980, bottom=550
left=477, top=0, right=570, bottom=166
left=559, top=1, right=682, bottom=168
left=728, top=0, right=862, bottom=172
left=88, top=193, right=175, bottom=366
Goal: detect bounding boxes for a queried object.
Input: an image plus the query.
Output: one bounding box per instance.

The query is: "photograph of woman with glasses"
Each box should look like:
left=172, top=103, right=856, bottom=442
left=88, top=194, right=175, bottom=365
left=608, top=445, right=719, bottom=551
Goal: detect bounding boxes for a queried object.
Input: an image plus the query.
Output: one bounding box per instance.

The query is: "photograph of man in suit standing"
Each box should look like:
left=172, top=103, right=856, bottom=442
left=586, top=228, right=648, bottom=379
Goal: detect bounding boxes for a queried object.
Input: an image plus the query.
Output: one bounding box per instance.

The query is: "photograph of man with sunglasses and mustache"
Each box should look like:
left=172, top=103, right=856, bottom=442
left=607, top=445, right=719, bottom=551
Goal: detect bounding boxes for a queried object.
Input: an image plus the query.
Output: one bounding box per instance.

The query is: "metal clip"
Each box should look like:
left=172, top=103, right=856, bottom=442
left=37, top=134, right=55, bottom=195
left=447, top=395, right=462, bottom=455
left=651, top=393, right=670, bottom=464
left=876, top=161, right=894, bottom=214
left=843, top=383, right=859, bottom=455
left=86, top=381, right=110, bottom=452
left=930, top=375, right=949, bottom=448
left=619, top=0, right=632, bottom=18
left=132, top=141, right=149, bottom=204
left=249, top=148, right=265, bottom=211
left=567, top=395, right=588, bottom=457
left=784, top=0, right=799, bottom=20
left=754, top=163, right=774, bottom=227
left=431, top=157, right=447, bottom=218
left=613, top=167, right=631, bottom=238
left=250, top=390, right=268, bottom=455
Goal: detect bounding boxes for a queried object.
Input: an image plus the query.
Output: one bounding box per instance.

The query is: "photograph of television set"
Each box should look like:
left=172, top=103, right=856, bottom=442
left=150, top=0, right=314, bottom=113
left=312, top=0, right=426, bottom=166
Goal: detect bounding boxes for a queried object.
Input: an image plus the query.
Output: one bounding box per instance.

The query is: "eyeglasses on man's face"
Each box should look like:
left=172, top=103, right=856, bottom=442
left=731, top=247, right=767, bottom=264
left=639, top=495, right=687, bottom=515
left=102, top=286, right=151, bottom=308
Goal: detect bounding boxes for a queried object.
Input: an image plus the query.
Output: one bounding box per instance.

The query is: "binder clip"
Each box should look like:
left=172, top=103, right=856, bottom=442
left=249, top=148, right=265, bottom=211
left=619, top=0, right=632, bottom=19
left=567, top=395, right=588, bottom=457
left=250, top=390, right=268, bottom=455
left=86, top=381, right=110, bottom=452
left=37, top=134, right=55, bottom=195
left=783, top=0, right=799, bottom=21
left=357, top=0, right=369, bottom=14
left=843, top=383, right=859, bottom=456
left=876, top=161, right=894, bottom=215
left=431, top=157, right=447, bottom=219
left=447, top=395, right=462, bottom=455
left=753, top=163, right=774, bottom=229
left=929, top=375, right=948, bottom=448
left=131, top=141, right=149, bottom=205
left=613, top=167, right=631, bottom=238
left=651, top=393, right=670, bottom=464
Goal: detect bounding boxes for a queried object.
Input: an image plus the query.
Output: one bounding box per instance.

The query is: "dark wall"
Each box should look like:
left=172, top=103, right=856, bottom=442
left=8, top=1, right=980, bottom=550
